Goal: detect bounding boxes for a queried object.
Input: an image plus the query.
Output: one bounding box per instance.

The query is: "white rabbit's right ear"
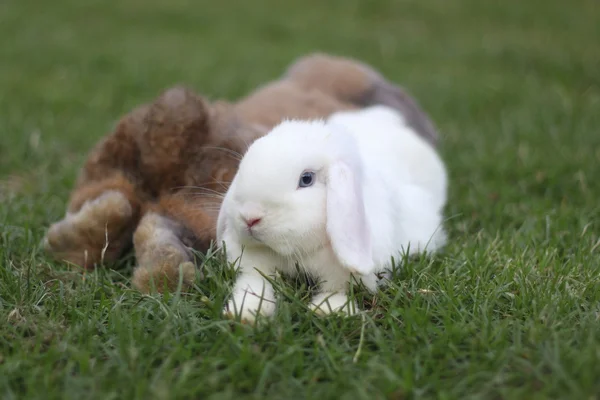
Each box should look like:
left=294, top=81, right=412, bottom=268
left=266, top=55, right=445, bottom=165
left=326, top=132, right=374, bottom=275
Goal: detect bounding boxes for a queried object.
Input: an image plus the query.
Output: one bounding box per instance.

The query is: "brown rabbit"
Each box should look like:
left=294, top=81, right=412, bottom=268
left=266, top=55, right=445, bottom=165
left=43, top=53, right=438, bottom=293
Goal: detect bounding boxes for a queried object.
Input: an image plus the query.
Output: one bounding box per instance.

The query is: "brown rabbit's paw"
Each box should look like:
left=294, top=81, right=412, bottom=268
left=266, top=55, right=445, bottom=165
left=43, top=190, right=134, bottom=268
left=132, top=260, right=197, bottom=294
left=132, top=213, right=200, bottom=293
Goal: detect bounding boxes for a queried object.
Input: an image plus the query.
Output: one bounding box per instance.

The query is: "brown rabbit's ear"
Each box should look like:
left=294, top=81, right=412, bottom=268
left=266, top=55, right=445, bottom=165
left=145, top=86, right=211, bottom=138
left=139, top=86, right=212, bottom=190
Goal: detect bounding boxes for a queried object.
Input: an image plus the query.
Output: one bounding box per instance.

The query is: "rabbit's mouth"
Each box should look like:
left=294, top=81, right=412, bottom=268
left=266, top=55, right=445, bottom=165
left=239, top=225, right=265, bottom=245
left=247, top=228, right=261, bottom=241
left=239, top=227, right=292, bottom=255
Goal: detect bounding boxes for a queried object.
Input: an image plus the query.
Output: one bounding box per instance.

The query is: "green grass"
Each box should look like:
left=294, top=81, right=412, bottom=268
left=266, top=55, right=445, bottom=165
left=1, top=0, right=600, bottom=398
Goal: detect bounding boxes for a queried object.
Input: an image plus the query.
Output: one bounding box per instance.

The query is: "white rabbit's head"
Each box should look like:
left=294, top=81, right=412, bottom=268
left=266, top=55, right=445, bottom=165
left=218, top=119, right=374, bottom=274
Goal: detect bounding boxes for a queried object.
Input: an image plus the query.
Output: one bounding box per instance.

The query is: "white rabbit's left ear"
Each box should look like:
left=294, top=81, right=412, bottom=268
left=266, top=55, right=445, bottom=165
left=326, top=160, right=374, bottom=275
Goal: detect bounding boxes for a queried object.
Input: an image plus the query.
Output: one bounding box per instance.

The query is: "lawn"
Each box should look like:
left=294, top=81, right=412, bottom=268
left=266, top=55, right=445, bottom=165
left=1, top=0, right=599, bottom=398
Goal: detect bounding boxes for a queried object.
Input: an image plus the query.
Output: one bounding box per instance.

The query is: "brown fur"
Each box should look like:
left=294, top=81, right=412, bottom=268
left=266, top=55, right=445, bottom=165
left=43, top=53, right=439, bottom=293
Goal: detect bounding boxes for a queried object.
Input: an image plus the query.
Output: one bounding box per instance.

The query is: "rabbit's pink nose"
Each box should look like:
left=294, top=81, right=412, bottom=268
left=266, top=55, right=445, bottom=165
left=245, top=217, right=262, bottom=229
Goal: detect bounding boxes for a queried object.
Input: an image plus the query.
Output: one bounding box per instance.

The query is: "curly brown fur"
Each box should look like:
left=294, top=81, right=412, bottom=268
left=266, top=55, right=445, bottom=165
left=43, top=52, right=439, bottom=293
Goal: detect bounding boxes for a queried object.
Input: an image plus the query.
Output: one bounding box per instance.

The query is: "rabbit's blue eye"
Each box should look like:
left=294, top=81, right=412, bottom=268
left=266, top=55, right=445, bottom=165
left=298, top=171, right=315, bottom=188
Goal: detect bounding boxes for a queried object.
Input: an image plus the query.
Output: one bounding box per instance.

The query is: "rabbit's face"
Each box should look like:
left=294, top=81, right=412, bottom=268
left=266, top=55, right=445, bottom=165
left=218, top=118, right=376, bottom=276
left=223, top=121, right=335, bottom=256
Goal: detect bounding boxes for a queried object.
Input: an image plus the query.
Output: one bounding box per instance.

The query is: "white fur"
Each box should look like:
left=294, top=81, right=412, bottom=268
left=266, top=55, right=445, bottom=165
left=217, top=105, right=448, bottom=322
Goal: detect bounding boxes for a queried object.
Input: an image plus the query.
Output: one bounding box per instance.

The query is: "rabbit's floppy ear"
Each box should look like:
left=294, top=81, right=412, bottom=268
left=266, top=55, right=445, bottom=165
left=326, top=128, right=374, bottom=275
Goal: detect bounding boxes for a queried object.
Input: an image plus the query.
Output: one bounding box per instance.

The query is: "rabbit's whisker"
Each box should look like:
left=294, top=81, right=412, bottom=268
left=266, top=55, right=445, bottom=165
left=201, top=146, right=243, bottom=161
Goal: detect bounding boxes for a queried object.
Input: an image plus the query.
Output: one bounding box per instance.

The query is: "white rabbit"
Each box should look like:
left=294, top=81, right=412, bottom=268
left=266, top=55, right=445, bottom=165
left=216, top=105, right=448, bottom=322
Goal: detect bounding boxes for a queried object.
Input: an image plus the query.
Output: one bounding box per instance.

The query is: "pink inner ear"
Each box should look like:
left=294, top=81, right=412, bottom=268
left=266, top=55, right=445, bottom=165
left=326, top=161, right=374, bottom=275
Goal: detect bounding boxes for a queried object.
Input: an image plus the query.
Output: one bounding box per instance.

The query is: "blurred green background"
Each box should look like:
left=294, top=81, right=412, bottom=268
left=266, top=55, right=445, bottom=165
left=1, top=0, right=599, bottom=398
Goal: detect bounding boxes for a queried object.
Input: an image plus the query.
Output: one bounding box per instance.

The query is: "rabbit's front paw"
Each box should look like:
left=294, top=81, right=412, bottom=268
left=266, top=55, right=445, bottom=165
left=131, top=213, right=199, bottom=293
left=132, top=257, right=197, bottom=294
left=310, top=292, right=358, bottom=316
left=224, top=287, right=276, bottom=324
left=43, top=190, right=134, bottom=268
